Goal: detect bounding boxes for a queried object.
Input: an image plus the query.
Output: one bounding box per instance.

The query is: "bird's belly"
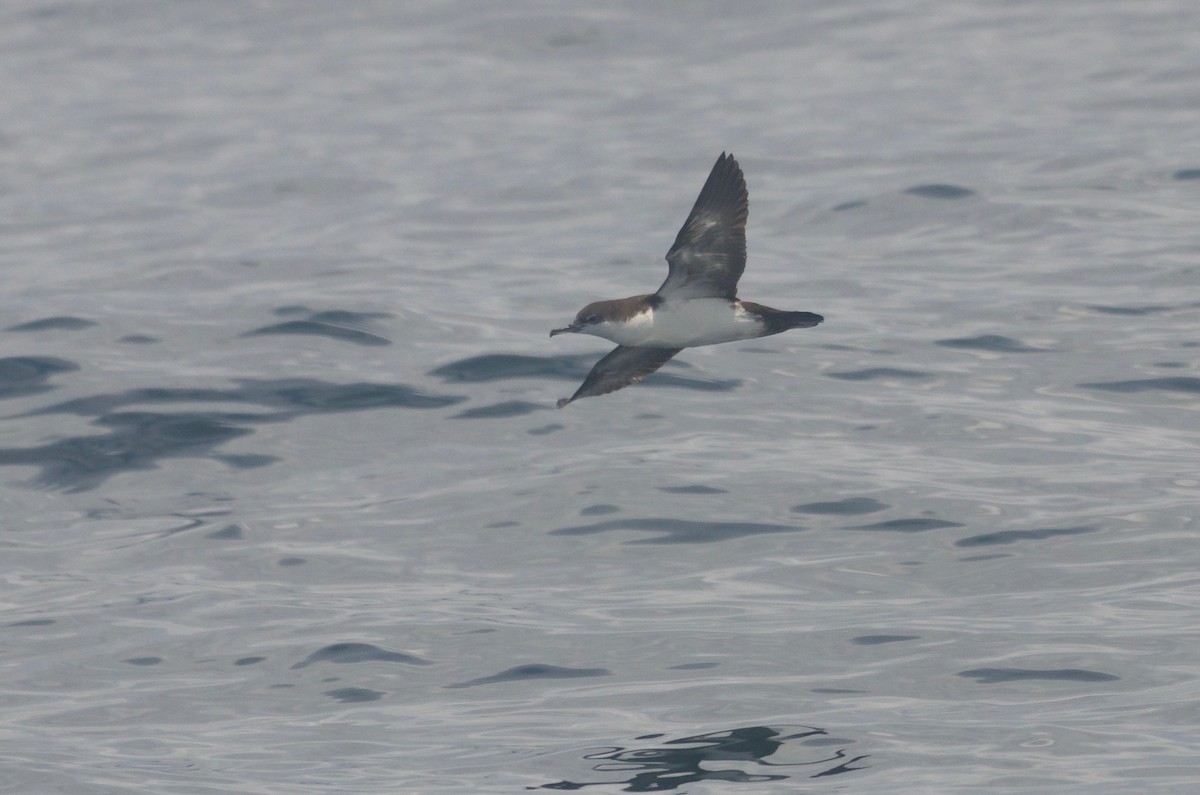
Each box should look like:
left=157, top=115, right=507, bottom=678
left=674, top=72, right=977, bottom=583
left=603, top=299, right=763, bottom=347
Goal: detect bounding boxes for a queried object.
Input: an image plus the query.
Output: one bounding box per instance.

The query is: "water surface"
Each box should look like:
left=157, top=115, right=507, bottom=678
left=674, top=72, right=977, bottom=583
left=2, top=1, right=1199, bottom=792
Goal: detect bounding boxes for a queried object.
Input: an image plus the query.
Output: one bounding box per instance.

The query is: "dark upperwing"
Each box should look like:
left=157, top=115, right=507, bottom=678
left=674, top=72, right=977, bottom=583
left=656, top=152, right=748, bottom=301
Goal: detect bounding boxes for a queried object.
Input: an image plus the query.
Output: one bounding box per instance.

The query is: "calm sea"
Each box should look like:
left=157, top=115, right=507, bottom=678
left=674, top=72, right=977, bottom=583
left=2, top=1, right=1198, bottom=792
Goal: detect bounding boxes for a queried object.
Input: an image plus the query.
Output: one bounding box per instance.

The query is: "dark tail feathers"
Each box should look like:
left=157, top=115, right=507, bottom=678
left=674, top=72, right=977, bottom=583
left=740, top=302, right=824, bottom=335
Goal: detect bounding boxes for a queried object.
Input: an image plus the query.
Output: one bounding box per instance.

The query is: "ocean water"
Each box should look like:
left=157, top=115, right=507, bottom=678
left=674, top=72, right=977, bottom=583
left=2, top=1, right=1199, bottom=792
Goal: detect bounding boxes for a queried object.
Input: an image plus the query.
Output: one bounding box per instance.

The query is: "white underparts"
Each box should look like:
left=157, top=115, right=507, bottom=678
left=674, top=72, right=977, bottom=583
left=589, top=299, right=765, bottom=348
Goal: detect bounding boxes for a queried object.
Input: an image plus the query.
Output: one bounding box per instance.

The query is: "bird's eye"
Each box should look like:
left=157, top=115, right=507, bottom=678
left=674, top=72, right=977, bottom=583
left=584, top=315, right=600, bottom=324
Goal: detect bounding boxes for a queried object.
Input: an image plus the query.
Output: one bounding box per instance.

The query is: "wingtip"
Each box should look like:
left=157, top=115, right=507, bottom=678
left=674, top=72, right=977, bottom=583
left=556, top=397, right=572, bottom=409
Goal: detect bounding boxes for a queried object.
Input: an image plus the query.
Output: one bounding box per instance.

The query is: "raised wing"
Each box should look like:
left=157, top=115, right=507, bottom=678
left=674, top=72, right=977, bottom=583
left=557, top=345, right=682, bottom=408
left=657, top=152, right=748, bottom=301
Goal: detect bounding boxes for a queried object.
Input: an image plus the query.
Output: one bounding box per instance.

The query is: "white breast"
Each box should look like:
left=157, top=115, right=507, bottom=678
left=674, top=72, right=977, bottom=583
left=599, top=299, right=764, bottom=348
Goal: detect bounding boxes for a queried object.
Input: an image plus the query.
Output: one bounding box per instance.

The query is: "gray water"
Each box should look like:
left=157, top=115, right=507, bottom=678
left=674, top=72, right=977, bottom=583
left=2, top=1, right=1199, bottom=792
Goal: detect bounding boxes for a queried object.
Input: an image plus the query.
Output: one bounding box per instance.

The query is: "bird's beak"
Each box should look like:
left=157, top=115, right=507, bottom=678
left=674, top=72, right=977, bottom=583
left=549, top=323, right=581, bottom=337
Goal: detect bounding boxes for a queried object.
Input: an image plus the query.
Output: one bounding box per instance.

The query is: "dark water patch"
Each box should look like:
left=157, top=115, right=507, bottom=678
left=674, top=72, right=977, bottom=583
left=234, top=657, right=265, bottom=666
left=1079, top=377, right=1200, bottom=395
left=832, top=199, right=867, bottom=211
left=0, top=356, right=79, bottom=399
left=528, top=423, right=564, bottom=435
left=450, top=400, right=544, bottom=419
left=825, top=367, right=932, bottom=381
left=431, top=353, right=598, bottom=382
left=431, top=353, right=740, bottom=392
left=580, top=504, right=619, bottom=516
left=935, top=335, right=1041, bottom=353
left=536, top=725, right=868, bottom=790
left=446, top=663, right=610, bottom=689
left=6, top=316, right=97, bottom=332
left=847, top=518, right=964, bottom=533
left=277, top=557, right=305, bottom=566
left=180, top=497, right=235, bottom=508
left=247, top=380, right=465, bottom=411
left=28, top=378, right=465, bottom=418
left=903, top=184, right=975, bottom=199
left=4, top=385, right=461, bottom=491
left=812, top=688, right=866, bottom=694
left=305, top=309, right=388, bottom=325
left=956, top=525, right=1095, bottom=548
left=244, top=320, right=388, bottom=346
left=324, top=687, right=384, bottom=703
left=793, top=497, right=888, bottom=516
left=1154, top=362, right=1185, bottom=368
left=290, top=642, right=432, bottom=670
left=118, top=335, right=159, bottom=344
left=206, top=523, right=245, bottom=540
left=1173, top=168, right=1200, bottom=180
left=958, top=667, right=1119, bottom=684
left=486, top=520, right=519, bottom=528
left=9, top=619, right=56, bottom=627
left=124, top=657, right=163, bottom=666
left=669, top=662, right=718, bottom=670
left=213, top=453, right=278, bottom=469
left=551, top=517, right=802, bottom=544
left=244, top=309, right=392, bottom=347
left=1087, top=304, right=1173, bottom=316
left=852, top=635, right=919, bottom=645
left=0, top=411, right=256, bottom=492
left=658, top=484, right=728, bottom=494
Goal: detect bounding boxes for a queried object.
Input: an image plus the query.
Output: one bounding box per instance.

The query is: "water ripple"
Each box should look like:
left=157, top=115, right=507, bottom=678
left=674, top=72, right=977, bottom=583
left=447, top=664, right=611, bottom=689
left=538, top=725, right=868, bottom=790
left=291, top=642, right=432, bottom=669
left=5, top=316, right=97, bottom=332
left=243, top=308, right=393, bottom=347
left=958, top=667, right=1120, bottom=684
left=551, top=517, right=804, bottom=544
left=0, top=378, right=466, bottom=490
left=0, top=356, right=79, bottom=399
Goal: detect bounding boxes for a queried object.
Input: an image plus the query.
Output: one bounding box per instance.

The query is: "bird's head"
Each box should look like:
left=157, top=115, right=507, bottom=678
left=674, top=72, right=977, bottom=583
left=550, top=301, right=612, bottom=338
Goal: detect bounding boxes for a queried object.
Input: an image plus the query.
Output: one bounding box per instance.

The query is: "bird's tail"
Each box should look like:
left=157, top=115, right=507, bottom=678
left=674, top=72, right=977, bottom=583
left=776, top=311, right=824, bottom=330
left=741, top=302, right=824, bottom=335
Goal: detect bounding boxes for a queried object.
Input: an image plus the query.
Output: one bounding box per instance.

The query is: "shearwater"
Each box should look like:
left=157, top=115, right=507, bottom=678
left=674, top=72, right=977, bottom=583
left=550, top=152, right=823, bottom=408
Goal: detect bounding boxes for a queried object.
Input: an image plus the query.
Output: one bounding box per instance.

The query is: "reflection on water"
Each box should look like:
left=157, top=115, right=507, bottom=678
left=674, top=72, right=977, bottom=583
left=958, top=667, right=1119, bottom=684
left=243, top=307, right=394, bottom=347
left=902, top=183, right=975, bottom=199
left=0, top=356, right=79, bottom=399
left=450, top=400, right=547, bottom=419
left=550, top=517, right=804, bottom=544
left=430, top=352, right=741, bottom=393
left=954, top=525, right=1095, bottom=548
left=538, top=725, right=868, bottom=791
left=0, top=375, right=466, bottom=491
left=447, top=663, right=612, bottom=689
left=5, top=316, right=98, bottom=332
left=1079, top=377, right=1200, bottom=395
left=290, top=642, right=433, bottom=670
